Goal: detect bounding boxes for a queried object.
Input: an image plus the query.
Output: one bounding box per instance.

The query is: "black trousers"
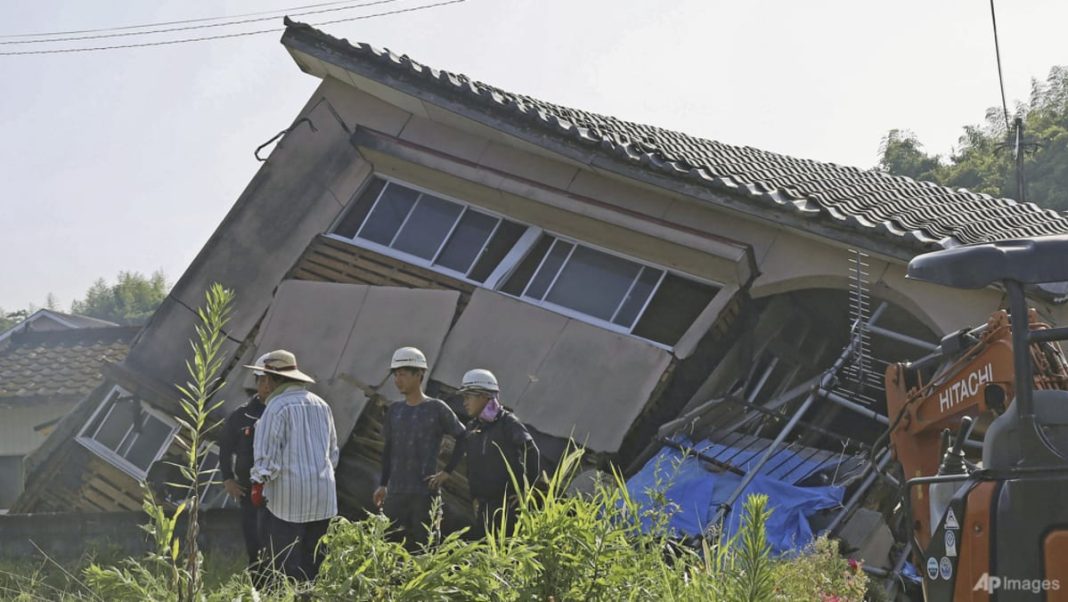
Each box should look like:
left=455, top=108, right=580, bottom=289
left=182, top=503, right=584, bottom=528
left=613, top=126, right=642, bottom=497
left=239, top=495, right=265, bottom=567
left=264, top=511, right=331, bottom=582
left=472, top=495, right=517, bottom=539
left=383, top=492, right=436, bottom=549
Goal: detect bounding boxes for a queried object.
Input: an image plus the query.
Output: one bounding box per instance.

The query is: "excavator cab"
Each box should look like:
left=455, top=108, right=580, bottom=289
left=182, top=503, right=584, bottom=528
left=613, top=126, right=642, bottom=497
left=904, top=235, right=1068, bottom=601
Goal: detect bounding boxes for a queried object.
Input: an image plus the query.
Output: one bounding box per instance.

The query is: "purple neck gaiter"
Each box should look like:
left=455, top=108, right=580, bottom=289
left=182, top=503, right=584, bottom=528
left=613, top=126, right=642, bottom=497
left=479, top=396, right=502, bottom=422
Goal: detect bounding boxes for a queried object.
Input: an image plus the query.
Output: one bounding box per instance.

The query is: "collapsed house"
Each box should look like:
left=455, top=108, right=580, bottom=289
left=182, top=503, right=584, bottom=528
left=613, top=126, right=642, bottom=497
left=14, top=20, right=1068, bottom=588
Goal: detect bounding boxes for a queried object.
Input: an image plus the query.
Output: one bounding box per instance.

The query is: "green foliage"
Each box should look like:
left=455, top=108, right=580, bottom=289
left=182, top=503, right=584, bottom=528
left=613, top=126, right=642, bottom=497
left=878, top=64, right=1068, bottom=211
left=769, top=537, right=868, bottom=602
left=0, top=308, right=30, bottom=332
left=70, top=270, right=169, bottom=325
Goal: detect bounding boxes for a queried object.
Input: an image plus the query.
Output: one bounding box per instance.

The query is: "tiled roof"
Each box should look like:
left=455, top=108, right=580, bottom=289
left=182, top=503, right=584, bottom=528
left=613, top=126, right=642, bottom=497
left=0, top=327, right=138, bottom=399
left=283, top=21, right=1068, bottom=251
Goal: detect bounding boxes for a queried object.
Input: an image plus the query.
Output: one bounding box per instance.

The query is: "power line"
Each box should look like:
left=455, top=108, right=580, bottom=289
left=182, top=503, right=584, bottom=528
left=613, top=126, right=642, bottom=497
left=0, top=0, right=367, bottom=39
left=1, top=0, right=399, bottom=46
left=989, top=0, right=1011, bottom=131
left=0, top=0, right=465, bottom=56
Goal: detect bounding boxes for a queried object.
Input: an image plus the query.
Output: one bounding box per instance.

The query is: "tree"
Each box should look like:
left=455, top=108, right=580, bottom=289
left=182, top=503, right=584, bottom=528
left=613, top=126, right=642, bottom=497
left=71, top=270, right=169, bottom=326
left=878, top=129, right=943, bottom=182
left=877, top=65, right=1068, bottom=212
left=0, top=308, right=30, bottom=332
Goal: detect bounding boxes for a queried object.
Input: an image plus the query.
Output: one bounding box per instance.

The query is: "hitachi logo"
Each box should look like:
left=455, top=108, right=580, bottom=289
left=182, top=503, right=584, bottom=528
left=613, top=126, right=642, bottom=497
left=939, top=363, right=993, bottom=413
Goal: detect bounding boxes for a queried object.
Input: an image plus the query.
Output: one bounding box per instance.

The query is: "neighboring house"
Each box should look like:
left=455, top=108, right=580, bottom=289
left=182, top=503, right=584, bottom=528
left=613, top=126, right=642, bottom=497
left=0, top=314, right=136, bottom=510
left=0, top=309, right=118, bottom=346
left=16, top=20, right=1068, bottom=523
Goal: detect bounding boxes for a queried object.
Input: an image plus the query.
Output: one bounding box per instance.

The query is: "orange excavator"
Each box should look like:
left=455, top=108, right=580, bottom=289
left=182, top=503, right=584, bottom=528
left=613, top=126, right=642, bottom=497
left=884, top=235, right=1068, bottom=601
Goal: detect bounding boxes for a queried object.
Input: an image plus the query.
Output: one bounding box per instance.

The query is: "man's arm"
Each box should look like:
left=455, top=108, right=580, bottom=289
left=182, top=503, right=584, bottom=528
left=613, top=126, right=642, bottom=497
left=217, top=410, right=238, bottom=482
left=373, top=405, right=392, bottom=509
left=439, top=400, right=466, bottom=439
left=379, top=405, right=392, bottom=487
left=250, top=404, right=286, bottom=485
left=509, top=417, right=541, bottom=489
left=430, top=424, right=468, bottom=488
left=326, top=405, right=339, bottom=470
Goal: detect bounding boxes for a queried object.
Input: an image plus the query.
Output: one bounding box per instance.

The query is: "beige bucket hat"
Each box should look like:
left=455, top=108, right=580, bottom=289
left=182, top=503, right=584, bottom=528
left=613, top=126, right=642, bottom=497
left=243, top=349, right=316, bottom=384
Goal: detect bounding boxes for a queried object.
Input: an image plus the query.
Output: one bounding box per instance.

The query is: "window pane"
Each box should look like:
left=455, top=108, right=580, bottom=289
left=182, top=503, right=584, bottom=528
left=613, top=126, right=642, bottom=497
left=501, top=235, right=552, bottom=296
left=525, top=240, right=573, bottom=300
left=357, top=183, right=419, bottom=246
left=392, top=194, right=464, bottom=260
left=435, top=210, right=499, bottom=273
left=123, top=413, right=173, bottom=472
left=334, top=178, right=386, bottom=239
left=612, top=267, right=663, bottom=328
left=546, top=246, right=641, bottom=321
left=633, top=274, right=719, bottom=345
left=93, top=401, right=136, bottom=452
left=469, top=220, right=526, bottom=283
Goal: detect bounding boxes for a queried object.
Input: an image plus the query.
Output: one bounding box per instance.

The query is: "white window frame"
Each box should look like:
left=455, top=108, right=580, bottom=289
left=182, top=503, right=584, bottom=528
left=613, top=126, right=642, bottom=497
left=504, top=232, right=670, bottom=338
left=329, top=175, right=725, bottom=349
left=328, top=176, right=518, bottom=285
left=76, top=385, right=179, bottom=481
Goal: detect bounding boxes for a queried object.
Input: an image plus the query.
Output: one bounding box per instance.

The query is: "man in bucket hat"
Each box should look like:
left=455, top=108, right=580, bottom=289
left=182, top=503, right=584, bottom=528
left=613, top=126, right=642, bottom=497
left=247, top=350, right=338, bottom=582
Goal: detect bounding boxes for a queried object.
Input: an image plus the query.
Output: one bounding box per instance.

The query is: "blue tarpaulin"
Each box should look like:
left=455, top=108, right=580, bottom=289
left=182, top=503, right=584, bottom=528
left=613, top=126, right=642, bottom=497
left=626, top=437, right=845, bottom=555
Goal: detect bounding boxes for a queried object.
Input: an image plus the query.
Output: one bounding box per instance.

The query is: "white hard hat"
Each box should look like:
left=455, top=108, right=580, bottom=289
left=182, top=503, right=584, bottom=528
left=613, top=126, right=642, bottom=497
left=250, top=352, right=270, bottom=376
left=390, top=347, right=428, bottom=370
left=458, top=368, right=499, bottom=393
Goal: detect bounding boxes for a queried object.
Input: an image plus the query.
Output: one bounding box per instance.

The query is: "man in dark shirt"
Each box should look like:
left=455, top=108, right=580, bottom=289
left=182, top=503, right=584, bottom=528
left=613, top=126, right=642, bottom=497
left=218, top=381, right=267, bottom=569
left=430, top=369, right=540, bottom=539
left=373, top=347, right=465, bottom=549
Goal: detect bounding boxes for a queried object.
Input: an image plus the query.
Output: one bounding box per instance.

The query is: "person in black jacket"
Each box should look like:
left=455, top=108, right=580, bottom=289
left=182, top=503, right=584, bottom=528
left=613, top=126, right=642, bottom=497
left=430, top=369, right=540, bottom=539
left=218, top=380, right=267, bottom=570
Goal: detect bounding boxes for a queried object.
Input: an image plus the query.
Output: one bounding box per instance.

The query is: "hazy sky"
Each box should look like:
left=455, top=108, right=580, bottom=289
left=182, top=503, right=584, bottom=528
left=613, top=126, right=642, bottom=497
left=2, top=0, right=1066, bottom=311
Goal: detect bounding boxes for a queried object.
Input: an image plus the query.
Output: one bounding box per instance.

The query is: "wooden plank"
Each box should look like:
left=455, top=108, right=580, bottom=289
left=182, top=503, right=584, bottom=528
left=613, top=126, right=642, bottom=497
left=80, top=485, right=121, bottom=512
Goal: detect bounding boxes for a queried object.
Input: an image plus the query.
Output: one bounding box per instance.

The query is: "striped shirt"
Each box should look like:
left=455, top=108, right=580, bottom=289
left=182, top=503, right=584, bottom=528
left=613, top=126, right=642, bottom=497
left=250, top=383, right=339, bottom=523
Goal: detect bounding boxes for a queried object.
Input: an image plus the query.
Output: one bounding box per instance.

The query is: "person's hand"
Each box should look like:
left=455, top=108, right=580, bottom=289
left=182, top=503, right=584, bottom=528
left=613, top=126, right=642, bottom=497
left=426, top=471, right=450, bottom=490
left=223, top=478, right=246, bottom=501
left=250, top=482, right=265, bottom=508
left=373, top=486, right=387, bottom=509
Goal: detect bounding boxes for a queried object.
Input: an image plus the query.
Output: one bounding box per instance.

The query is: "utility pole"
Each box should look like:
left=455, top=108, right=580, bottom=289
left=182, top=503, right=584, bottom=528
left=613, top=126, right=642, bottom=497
left=1013, top=116, right=1027, bottom=203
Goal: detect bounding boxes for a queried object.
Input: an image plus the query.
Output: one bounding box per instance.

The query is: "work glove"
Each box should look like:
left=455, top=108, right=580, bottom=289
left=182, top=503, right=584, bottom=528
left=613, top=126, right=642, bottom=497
left=251, top=482, right=265, bottom=508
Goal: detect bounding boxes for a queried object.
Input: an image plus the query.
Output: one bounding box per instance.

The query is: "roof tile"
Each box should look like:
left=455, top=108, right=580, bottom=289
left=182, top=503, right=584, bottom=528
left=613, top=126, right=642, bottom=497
left=0, top=327, right=137, bottom=400
left=283, top=21, right=1068, bottom=250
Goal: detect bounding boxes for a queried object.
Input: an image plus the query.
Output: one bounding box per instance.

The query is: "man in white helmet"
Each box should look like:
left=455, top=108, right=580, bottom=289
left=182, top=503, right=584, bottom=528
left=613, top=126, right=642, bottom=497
left=374, top=346, right=465, bottom=548
left=429, top=368, right=540, bottom=538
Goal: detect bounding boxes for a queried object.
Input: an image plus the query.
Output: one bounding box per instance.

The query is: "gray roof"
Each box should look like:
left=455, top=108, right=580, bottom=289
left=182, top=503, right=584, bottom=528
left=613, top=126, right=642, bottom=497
left=282, top=20, right=1068, bottom=253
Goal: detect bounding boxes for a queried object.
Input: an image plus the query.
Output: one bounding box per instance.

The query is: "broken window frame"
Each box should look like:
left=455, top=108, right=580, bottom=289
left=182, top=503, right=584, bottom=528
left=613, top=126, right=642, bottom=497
left=500, top=232, right=669, bottom=336
left=76, top=385, right=178, bottom=481
left=329, top=175, right=724, bottom=348
left=196, top=445, right=238, bottom=509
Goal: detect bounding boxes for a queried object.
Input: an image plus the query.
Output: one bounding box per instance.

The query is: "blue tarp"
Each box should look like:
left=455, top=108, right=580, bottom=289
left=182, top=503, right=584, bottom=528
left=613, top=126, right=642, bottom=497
left=626, top=438, right=845, bottom=555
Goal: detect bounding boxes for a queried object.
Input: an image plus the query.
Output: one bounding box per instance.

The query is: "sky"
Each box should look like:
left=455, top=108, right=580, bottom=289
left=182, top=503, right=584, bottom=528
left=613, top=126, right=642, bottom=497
left=2, top=0, right=1066, bottom=312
